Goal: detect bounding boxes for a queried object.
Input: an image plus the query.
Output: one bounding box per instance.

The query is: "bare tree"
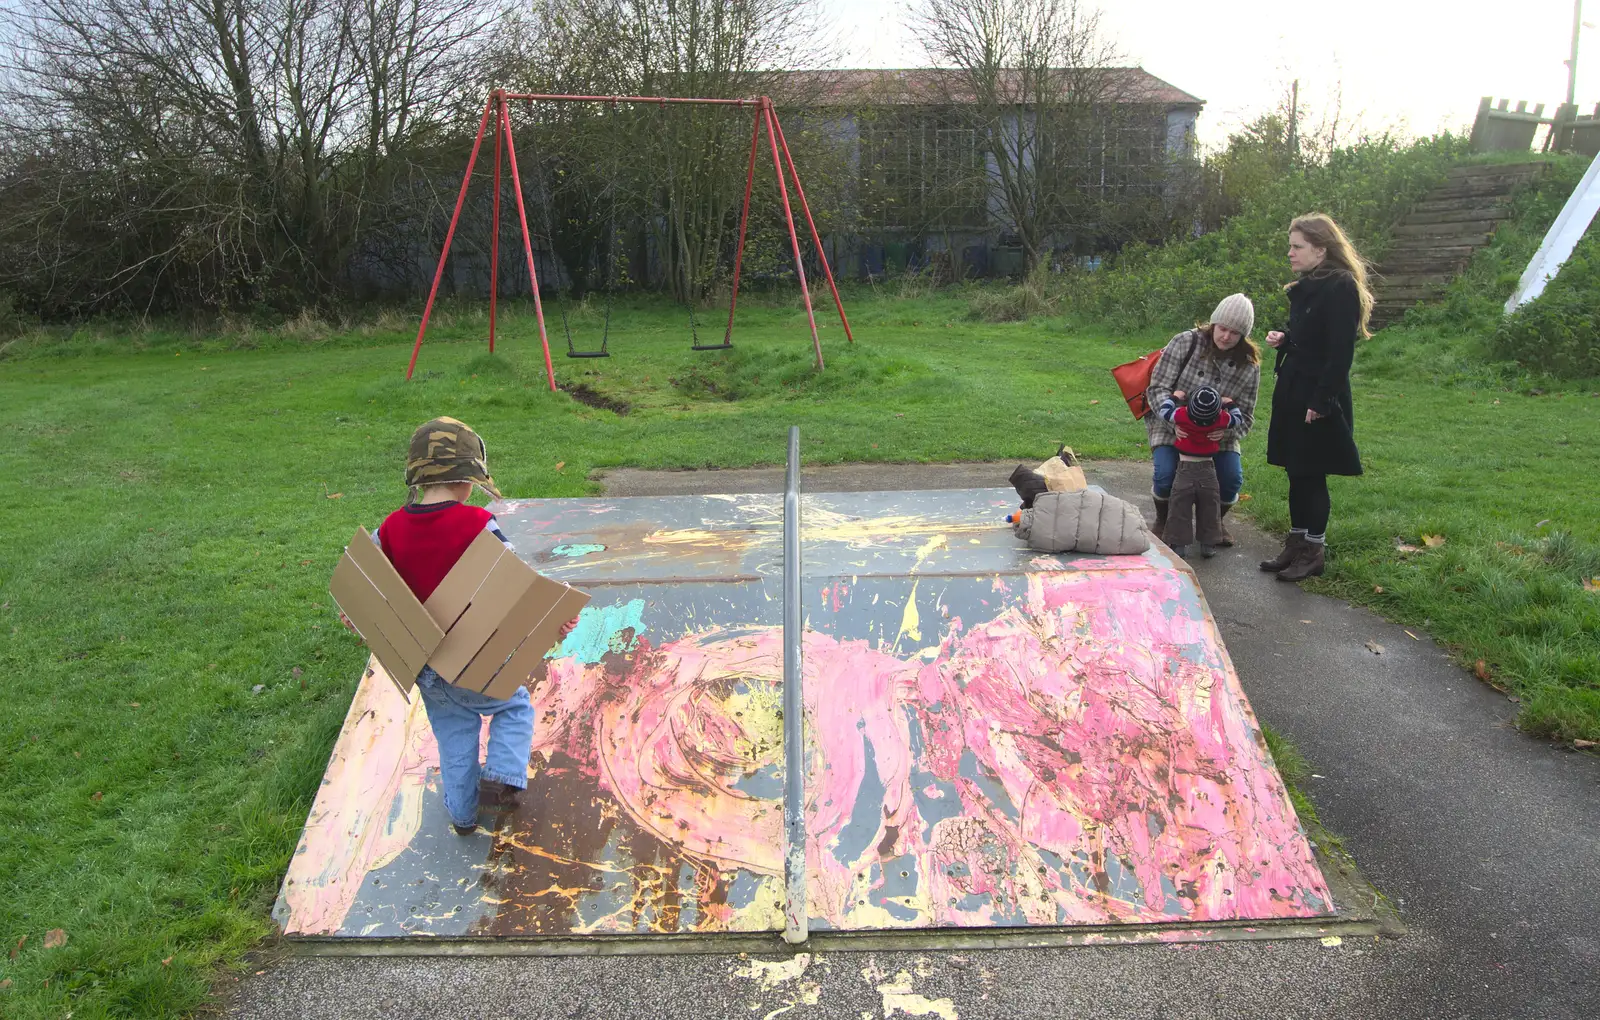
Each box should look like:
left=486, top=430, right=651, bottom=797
left=491, top=0, right=840, bottom=304
left=911, top=0, right=1169, bottom=270
left=0, top=0, right=489, bottom=314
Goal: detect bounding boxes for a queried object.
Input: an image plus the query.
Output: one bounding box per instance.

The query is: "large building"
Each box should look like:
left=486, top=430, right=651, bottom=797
left=777, top=67, right=1204, bottom=276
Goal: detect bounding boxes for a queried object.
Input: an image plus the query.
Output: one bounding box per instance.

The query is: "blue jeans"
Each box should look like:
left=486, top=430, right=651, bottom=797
left=1152, top=445, right=1243, bottom=505
left=414, top=666, right=534, bottom=828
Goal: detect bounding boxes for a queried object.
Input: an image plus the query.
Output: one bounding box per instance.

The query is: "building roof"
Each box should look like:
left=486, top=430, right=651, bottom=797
left=773, top=67, right=1203, bottom=109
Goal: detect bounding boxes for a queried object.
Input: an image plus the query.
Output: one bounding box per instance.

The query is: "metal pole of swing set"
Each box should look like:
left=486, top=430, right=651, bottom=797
left=770, top=108, right=855, bottom=344
left=499, top=96, right=558, bottom=392
left=721, top=103, right=764, bottom=346
left=489, top=94, right=503, bottom=355
left=406, top=93, right=496, bottom=380
left=763, top=99, right=824, bottom=370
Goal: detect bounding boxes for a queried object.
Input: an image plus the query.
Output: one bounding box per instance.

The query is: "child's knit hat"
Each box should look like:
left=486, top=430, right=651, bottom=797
left=405, top=417, right=503, bottom=499
left=1187, top=387, right=1222, bottom=428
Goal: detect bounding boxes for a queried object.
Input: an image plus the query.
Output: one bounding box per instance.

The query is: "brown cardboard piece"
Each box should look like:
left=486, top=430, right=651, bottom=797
left=329, top=541, right=443, bottom=696
left=329, top=527, right=589, bottom=700
left=1036, top=445, right=1088, bottom=493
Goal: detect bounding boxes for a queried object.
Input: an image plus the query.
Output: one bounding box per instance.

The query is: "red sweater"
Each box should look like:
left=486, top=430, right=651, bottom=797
left=378, top=501, right=497, bottom=601
left=1160, top=402, right=1240, bottom=456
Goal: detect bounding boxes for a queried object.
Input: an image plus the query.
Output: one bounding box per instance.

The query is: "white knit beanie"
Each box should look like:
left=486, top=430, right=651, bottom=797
left=1210, top=293, right=1254, bottom=338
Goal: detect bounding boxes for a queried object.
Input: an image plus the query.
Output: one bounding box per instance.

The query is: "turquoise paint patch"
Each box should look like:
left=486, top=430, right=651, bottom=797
left=553, top=599, right=648, bottom=663
left=551, top=543, right=607, bottom=558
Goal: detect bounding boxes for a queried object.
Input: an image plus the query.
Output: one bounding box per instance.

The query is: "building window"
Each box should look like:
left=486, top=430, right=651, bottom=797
left=858, top=109, right=987, bottom=232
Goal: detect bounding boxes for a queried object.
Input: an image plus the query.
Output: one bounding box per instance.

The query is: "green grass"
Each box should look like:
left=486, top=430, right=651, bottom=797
left=1261, top=725, right=1318, bottom=829
left=1243, top=321, right=1600, bottom=740
left=1, top=287, right=1597, bottom=1018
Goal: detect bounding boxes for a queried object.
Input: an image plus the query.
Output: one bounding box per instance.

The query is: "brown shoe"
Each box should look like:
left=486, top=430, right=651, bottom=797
left=1259, top=532, right=1304, bottom=572
left=1276, top=541, right=1326, bottom=582
left=1152, top=496, right=1169, bottom=535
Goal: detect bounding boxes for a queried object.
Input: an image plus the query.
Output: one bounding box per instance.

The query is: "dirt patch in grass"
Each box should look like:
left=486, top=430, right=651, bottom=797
left=561, top=381, right=630, bottom=416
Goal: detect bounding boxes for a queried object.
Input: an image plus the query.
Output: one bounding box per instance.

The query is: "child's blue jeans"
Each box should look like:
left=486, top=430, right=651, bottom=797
left=413, top=666, right=533, bottom=829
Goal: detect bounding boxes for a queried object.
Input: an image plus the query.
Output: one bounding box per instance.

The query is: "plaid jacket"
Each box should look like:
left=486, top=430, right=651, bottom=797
left=1144, top=329, right=1262, bottom=453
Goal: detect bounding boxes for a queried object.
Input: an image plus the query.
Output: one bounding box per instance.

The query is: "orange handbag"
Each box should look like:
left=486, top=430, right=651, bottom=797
left=1110, top=349, right=1164, bottom=420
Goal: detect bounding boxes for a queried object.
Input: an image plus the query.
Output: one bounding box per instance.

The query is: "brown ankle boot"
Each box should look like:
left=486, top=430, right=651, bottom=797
left=1259, top=532, right=1303, bottom=572
left=1276, top=541, right=1326, bottom=581
left=1152, top=497, right=1169, bottom=535
left=1216, top=502, right=1236, bottom=548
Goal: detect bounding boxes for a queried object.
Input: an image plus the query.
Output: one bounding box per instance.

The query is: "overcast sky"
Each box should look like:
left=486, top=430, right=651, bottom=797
left=818, top=0, right=1600, bottom=148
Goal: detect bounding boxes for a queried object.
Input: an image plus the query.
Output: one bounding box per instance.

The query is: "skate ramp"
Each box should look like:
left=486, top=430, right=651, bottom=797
left=274, top=486, right=1347, bottom=945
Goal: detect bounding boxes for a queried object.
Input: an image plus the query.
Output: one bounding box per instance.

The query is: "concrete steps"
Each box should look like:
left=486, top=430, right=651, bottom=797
left=1369, top=162, right=1547, bottom=329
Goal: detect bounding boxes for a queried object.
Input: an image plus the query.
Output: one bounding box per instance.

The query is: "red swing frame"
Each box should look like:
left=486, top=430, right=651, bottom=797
left=405, top=90, right=855, bottom=388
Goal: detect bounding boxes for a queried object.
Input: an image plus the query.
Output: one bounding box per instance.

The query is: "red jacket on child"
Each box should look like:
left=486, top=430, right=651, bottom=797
left=378, top=501, right=507, bottom=601
left=1158, top=397, right=1239, bottom=457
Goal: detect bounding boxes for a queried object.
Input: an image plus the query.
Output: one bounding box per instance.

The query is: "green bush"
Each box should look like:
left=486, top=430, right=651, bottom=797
left=1493, top=231, right=1600, bottom=379
left=1062, top=134, right=1472, bottom=332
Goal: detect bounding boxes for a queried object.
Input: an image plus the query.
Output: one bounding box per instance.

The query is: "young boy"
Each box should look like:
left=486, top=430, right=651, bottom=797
left=365, top=416, right=576, bottom=835
left=1156, top=387, right=1237, bottom=559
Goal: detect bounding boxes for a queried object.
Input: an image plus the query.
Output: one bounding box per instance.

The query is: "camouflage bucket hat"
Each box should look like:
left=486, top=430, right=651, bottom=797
left=405, top=416, right=502, bottom=499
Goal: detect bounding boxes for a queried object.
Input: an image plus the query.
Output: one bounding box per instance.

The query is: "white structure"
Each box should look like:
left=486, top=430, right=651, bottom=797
left=1505, top=150, right=1600, bottom=312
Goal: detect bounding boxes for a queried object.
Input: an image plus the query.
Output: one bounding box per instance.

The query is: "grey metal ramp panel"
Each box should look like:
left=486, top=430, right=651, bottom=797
left=798, top=565, right=1332, bottom=932
left=277, top=487, right=1331, bottom=945
left=493, top=493, right=784, bottom=583
left=495, top=488, right=1169, bottom=583
left=276, top=577, right=788, bottom=938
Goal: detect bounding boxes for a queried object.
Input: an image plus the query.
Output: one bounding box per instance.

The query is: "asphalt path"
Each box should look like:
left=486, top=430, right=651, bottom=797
left=225, top=461, right=1599, bottom=1020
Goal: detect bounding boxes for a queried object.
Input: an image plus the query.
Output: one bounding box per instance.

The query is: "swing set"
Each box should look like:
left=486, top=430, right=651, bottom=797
left=404, top=90, right=855, bottom=388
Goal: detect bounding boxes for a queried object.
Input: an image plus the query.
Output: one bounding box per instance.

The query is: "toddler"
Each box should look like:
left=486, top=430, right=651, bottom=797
left=1157, top=387, right=1238, bottom=559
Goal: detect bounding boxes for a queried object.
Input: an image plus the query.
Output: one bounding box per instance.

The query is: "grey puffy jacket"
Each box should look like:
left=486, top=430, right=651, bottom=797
left=1012, top=490, right=1150, bottom=555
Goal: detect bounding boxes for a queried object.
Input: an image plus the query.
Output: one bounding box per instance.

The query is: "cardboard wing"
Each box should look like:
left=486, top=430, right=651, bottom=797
left=329, top=527, right=447, bottom=696
left=422, top=530, right=591, bottom=700
left=330, top=527, right=590, bottom=702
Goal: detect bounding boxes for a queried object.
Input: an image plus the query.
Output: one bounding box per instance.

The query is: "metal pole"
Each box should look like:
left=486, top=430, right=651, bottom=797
left=489, top=93, right=503, bottom=356
left=1568, top=0, right=1584, bottom=107
left=781, top=424, right=807, bottom=945
left=406, top=93, right=495, bottom=380
left=721, top=108, right=764, bottom=346
left=500, top=103, right=558, bottom=392
left=770, top=108, right=856, bottom=344
left=506, top=93, right=756, bottom=106
left=763, top=100, right=824, bottom=370
left=1287, top=80, right=1299, bottom=160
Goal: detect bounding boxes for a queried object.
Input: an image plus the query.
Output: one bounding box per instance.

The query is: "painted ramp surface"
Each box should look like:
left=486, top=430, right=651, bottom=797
left=274, top=489, right=1331, bottom=941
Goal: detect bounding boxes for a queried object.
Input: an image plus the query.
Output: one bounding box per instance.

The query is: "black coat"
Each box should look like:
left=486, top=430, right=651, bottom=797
left=1266, top=271, right=1364, bottom=477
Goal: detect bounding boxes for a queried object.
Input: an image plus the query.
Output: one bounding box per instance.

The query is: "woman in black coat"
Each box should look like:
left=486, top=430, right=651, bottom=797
left=1261, top=213, right=1370, bottom=581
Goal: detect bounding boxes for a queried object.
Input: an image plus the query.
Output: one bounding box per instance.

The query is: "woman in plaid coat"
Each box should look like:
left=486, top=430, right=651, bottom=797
left=1143, top=294, right=1262, bottom=544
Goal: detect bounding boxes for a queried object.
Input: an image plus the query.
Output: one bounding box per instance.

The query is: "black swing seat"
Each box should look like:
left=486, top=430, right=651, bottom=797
left=566, top=348, right=610, bottom=358
left=690, top=341, right=732, bottom=351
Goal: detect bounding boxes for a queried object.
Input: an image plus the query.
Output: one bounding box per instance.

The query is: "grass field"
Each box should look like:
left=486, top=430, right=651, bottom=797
left=1, top=289, right=1596, bottom=1018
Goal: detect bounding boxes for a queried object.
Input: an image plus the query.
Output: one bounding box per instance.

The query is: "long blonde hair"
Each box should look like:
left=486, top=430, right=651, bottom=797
left=1285, top=213, right=1374, bottom=338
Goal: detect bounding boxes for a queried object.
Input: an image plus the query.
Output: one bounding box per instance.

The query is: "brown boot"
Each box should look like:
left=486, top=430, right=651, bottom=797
left=1276, top=540, right=1326, bottom=582
left=1259, top=531, right=1304, bottom=572
left=1152, top=496, right=1169, bottom=535
left=1215, top=502, right=1236, bottom=548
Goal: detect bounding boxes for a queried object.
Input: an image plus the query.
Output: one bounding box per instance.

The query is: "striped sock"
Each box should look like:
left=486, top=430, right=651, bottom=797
left=1290, top=528, right=1307, bottom=536
left=1306, top=532, right=1326, bottom=545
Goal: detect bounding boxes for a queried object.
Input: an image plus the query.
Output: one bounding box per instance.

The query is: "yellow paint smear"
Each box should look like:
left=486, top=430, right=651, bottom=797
left=895, top=581, right=922, bottom=650
left=735, top=952, right=812, bottom=991
left=877, top=970, right=959, bottom=1019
